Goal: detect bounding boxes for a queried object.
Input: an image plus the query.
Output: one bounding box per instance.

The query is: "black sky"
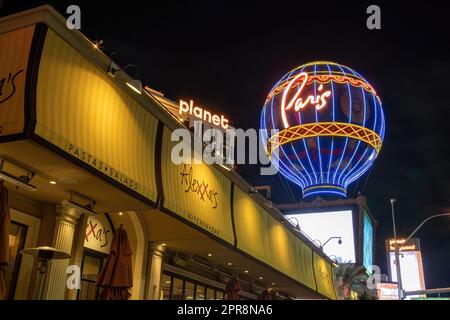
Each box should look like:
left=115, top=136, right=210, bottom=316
left=2, top=0, right=449, bottom=291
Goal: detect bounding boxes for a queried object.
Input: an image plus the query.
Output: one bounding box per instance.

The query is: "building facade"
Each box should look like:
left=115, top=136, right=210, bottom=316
left=0, top=6, right=337, bottom=300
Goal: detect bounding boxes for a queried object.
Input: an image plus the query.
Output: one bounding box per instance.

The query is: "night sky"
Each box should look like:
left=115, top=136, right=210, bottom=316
left=2, top=1, right=449, bottom=292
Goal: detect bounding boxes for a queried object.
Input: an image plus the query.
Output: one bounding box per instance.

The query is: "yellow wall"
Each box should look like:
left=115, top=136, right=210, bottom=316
left=0, top=25, right=35, bottom=136
left=35, top=29, right=158, bottom=202
left=313, top=251, right=337, bottom=299
left=160, top=126, right=234, bottom=244
left=233, top=187, right=316, bottom=291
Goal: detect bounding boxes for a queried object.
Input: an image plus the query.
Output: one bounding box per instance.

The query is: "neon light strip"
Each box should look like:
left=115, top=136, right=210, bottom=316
left=267, top=122, right=382, bottom=157
left=294, top=66, right=318, bottom=185
left=332, top=64, right=351, bottom=186
left=268, top=85, right=308, bottom=188
left=303, top=185, right=347, bottom=193
left=337, top=71, right=368, bottom=186
left=343, top=148, right=371, bottom=187
left=303, top=189, right=346, bottom=198
left=344, top=89, right=382, bottom=187
left=326, top=64, right=336, bottom=184
left=313, top=64, right=324, bottom=183
left=261, top=113, right=305, bottom=188
left=339, top=86, right=373, bottom=186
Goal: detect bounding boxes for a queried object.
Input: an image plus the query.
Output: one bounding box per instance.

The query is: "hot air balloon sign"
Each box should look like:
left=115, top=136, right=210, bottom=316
left=261, top=61, right=385, bottom=198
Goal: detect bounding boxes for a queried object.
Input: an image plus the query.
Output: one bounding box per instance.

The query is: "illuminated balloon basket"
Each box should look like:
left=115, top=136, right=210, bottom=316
left=261, top=61, right=385, bottom=198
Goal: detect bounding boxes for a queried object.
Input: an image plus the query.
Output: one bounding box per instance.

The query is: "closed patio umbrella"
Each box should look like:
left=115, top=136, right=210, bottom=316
left=225, top=276, right=241, bottom=300
left=0, top=182, right=10, bottom=300
left=96, top=225, right=133, bottom=300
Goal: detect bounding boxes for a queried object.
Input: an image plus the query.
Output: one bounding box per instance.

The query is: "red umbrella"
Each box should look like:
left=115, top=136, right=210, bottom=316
left=0, top=182, right=10, bottom=300
left=96, top=225, right=133, bottom=300
left=225, top=276, right=241, bottom=300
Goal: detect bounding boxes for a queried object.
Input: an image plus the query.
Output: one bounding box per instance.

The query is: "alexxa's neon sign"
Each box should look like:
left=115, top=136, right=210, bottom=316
left=281, top=72, right=331, bottom=128
left=179, top=99, right=229, bottom=129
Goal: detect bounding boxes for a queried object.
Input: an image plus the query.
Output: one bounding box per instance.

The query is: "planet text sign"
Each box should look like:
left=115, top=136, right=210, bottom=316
left=179, top=99, right=229, bottom=129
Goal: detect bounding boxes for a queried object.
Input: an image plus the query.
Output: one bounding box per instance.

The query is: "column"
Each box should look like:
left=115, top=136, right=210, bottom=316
left=42, top=205, right=81, bottom=300
left=145, top=242, right=166, bottom=300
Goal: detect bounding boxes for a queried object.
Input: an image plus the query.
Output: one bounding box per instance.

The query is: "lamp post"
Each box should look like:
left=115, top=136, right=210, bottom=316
left=390, top=198, right=450, bottom=300
left=390, top=198, right=404, bottom=300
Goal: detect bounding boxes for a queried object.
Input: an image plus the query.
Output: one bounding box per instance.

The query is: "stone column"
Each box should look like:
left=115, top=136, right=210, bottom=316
left=145, top=242, right=166, bottom=300
left=42, top=205, right=81, bottom=300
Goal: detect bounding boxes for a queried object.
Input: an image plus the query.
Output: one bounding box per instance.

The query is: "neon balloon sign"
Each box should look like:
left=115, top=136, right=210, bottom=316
left=281, top=72, right=331, bottom=128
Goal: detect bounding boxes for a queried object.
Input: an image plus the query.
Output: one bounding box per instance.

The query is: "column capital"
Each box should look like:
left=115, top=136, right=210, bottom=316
left=148, top=242, right=166, bottom=257
left=56, top=205, right=82, bottom=224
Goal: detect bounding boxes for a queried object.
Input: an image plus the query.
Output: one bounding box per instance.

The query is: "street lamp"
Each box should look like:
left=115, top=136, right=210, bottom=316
left=322, top=236, right=342, bottom=249
left=405, top=213, right=450, bottom=241
left=390, top=198, right=450, bottom=300
left=390, top=198, right=404, bottom=300
left=313, top=237, right=342, bottom=251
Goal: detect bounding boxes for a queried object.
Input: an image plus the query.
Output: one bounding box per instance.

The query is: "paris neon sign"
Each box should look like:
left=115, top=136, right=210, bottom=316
left=281, top=72, right=331, bottom=128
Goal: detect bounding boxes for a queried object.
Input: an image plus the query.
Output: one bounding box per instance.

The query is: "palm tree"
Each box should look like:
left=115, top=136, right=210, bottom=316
left=334, top=263, right=374, bottom=300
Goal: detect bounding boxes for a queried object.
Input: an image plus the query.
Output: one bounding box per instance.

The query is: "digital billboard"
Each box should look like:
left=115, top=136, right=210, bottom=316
left=387, top=238, right=426, bottom=299
left=376, top=282, right=399, bottom=300
left=363, top=211, right=374, bottom=272
left=287, top=210, right=356, bottom=263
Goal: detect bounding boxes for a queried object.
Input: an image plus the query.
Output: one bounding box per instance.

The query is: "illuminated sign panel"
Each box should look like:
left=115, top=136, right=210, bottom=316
left=261, top=61, right=385, bottom=198
left=161, top=126, right=234, bottom=244
left=0, top=25, right=35, bottom=137
left=363, top=211, right=374, bottom=272
left=35, top=29, right=159, bottom=202
left=388, top=238, right=420, bottom=252
left=84, top=214, right=113, bottom=254
left=287, top=210, right=356, bottom=263
left=281, top=72, right=331, bottom=128
left=376, top=282, right=399, bottom=300
left=387, top=238, right=425, bottom=299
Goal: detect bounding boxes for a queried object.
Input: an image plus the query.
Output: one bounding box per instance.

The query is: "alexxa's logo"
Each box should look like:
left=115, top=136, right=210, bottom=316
left=281, top=72, right=331, bottom=128
left=180, top=164, right=218, bottom=209
left=0, top=69, right=23, bottom=105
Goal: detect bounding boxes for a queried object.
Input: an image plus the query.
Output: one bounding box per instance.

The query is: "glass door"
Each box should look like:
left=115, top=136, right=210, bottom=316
left=4, top=221, right=27, bottom=300
left=78, top=250, right=106, bottom=300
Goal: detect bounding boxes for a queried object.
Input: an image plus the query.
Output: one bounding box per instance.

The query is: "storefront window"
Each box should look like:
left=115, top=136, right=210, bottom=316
left=215, top=291, right=224, bottom=300
left=4, top=221, right=27, bottom=300
left=161, top=272, right=233, bottom=301
left=184, top=281, right=195, bottom=300
left=171, top=278, right=183, bottom=300
left=78, top=252, right=104, bottom=300
left=195, top=285, right=205, bottom=300
left=160, top=274, right=172, bottom=300
left=206, top=287, right=215, bottom=300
